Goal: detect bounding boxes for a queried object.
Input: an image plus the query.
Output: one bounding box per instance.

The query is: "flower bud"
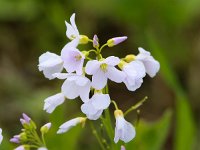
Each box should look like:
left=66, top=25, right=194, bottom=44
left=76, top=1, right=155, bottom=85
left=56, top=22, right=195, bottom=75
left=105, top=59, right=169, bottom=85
left=118, top=60, right=127, bottom=70
left=19, top=132, right=27, bottom=142
left=93, top=35, right=99, bottom=48
left=82, top=51, right=89, bottom=57
left=10, top=135, right=20, bottom=143
left=20, top=113, right=31, bottom=126
left=107, top=36, right=127, bottom=47
left=121, top=145, right=126, bottom=150
left=124, top=54, right=136, bottom=63
left=40, top=122, right=51, bottom=134
left=114, top=109, right=123, bottom=118
left=79, top=35, right=89, bottom=44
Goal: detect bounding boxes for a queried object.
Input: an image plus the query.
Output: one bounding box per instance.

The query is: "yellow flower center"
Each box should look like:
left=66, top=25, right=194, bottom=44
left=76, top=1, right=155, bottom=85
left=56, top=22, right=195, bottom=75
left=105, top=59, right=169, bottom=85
left=75, top=54, right=82, bottom=61
left=100, top=63, right=108, bottom=72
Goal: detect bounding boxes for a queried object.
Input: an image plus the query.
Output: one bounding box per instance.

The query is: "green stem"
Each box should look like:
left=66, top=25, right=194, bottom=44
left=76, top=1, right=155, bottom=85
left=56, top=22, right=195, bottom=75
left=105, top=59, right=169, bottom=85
left=90, top=122, right=106, bottom=150
left=29, top=145, right=40, bottom=149
left=124, top=96, right=148, bottom=116
left=88, top=39, right=93, bottom=42
left=99, top=44, right=108, bottom=53
left=41, top=133, right=46, bottom=147
left=88, top=49, right=97, bottom=54
left=111, top=100, right=119, bottom=110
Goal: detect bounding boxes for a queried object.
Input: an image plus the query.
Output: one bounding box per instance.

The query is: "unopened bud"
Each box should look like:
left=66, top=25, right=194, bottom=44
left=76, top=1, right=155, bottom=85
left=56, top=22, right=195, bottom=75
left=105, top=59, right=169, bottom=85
left=93, top=34, right=99, bottom=48
left=121, top=145, right=126, bottom=150
left=79, top=35, right=89, bottom=44
left=82, top=51, right=89, bottom=57
left=40, top=122, right=51, bottom=134
left=19, top=132, right=27, bottom=142
left=118, top=60, right=127, bottom=70
left=107, top=36, right=127, bottom=47
left=124, top=54, right=136, bottom=63
left=10, top=135, right=20, bottom=143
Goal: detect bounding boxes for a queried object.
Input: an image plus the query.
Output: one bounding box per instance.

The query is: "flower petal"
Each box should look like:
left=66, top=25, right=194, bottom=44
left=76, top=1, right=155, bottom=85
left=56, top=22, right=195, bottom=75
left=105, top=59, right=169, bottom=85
left=106, top=66, right=125, bottom=83
left=91, top=93, right=110, bottom=110
left=43, top=93, right=65, bottom=113
left=104, top=56, right=120, bottom=66
left=38, top=52, right=63, bottom=80
left=70, top=13, right=79, bottom=36
left=65, top=21, right=75, bottom=39
left=61, top=46, right=82, bottom=73
left=61, top=79, right=79, bottom=99
left=87, top=110, right=103, bottom=120
left=142, top=58, right=160, bottom=77
left=79, top=82, right=91, bottom=103
left=121, top=120, right=136, bottom=143
left=57, top=118, right=80, bottom=134
left=92, top=70, right=107, bottom=90
left=53, top=73, right=73, bottom=79
left=81, top=102, right=98, bottom=115
left=85, top=60, right=100, bottom=75
left=136, top=47, right=160, bottom=77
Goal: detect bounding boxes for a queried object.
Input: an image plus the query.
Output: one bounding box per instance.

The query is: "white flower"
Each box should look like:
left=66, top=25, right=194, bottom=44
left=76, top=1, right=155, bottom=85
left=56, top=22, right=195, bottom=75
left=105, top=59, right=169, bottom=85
left=81, top=93, right=110, bottom=120
left=57, top=117, right=86, bottom=134
left=136, top=47, right=160, bottom=77
left=53, top=73, right=91, bottom=102
left=61, top=41, right=85, bottom=75
left=44, top=93, right=65, bottom=113
left=0, top=128, right=3, bottom=144
left=38, top=52, right=63, bottom=80
left=38, top=147, right=48, bottom=150
left=85, top=56, right=125, bottom=90
left=122, top=60, right=146, bottom=91
left=114, top=110, right=136, bottom=143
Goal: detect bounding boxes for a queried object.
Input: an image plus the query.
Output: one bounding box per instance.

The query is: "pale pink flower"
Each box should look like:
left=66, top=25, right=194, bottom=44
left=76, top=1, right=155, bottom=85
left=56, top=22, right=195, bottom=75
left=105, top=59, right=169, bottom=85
left=85, top=56, right=125, bottom=90
left=136, top=47, right=160, bottom=77
left=122, top=60, right=146, bottom=91
left=38, top=52, right=63, bottom=80
left=53, top=73, right=91, bottom=102
left=81, top=93, right=110, bottom=120
left=114, top=110, right=136, bottom=143
left=61, top=41, right=84, bottom=75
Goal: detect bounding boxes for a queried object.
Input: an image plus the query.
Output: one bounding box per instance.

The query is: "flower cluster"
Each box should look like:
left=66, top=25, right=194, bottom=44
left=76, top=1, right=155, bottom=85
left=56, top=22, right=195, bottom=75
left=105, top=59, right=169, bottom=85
left=38, top=13, right=160, bottom=147
left=10, top=113, right=50, bottom=150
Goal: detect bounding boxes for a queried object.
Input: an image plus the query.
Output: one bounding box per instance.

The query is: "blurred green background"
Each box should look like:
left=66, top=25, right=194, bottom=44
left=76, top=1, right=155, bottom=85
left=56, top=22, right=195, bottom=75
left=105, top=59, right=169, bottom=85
left=0, top=0, right=200, bottom=149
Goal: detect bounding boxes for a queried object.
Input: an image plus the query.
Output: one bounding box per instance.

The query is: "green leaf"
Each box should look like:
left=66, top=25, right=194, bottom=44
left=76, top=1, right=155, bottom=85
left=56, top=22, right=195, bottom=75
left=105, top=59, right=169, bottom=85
left=126, top=109, right=172, bottom=150
left=146, top=33, right=196, bottom=150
